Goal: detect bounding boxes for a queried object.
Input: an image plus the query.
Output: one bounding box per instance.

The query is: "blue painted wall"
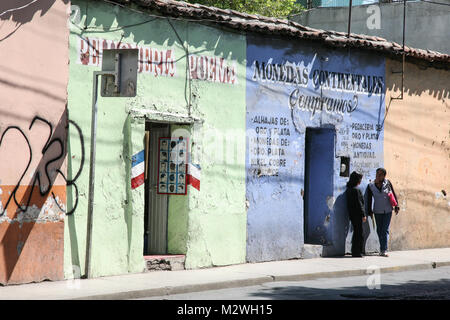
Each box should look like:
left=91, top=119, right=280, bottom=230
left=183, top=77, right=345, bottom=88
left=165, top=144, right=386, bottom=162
left=246, top=35, right=385, bottom=262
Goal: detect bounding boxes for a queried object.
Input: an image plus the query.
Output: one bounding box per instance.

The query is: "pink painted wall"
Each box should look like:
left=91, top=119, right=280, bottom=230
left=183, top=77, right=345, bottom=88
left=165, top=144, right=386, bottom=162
left=384, top=59, right=450, bottom=251
left=0, top=0, right=69, bottom=285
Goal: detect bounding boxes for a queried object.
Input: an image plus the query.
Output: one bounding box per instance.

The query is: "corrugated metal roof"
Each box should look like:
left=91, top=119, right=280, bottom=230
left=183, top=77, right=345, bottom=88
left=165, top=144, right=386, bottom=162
left=106, top=0, right=450, bottom=68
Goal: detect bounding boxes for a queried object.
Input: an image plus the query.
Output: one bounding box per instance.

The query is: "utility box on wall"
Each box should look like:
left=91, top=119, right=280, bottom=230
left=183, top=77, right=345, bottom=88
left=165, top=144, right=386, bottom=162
left=101, top=49, right=138, bottom=97
left=340, top=156, right=350, bottom=177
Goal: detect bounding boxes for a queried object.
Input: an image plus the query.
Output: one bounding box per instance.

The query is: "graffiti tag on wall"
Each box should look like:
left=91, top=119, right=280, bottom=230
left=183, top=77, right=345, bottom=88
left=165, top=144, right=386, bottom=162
left=0, top=116, right=84, bottom=217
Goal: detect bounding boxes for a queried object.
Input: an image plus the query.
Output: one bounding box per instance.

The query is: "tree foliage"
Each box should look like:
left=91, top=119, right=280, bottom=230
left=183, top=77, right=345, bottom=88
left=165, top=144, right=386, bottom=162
left=183, top=0, right=305, bottom=19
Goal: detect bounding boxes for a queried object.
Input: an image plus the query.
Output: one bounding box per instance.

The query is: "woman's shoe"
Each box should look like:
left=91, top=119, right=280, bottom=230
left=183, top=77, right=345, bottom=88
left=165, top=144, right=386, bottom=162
left=380, top=251, right=389, bottom=257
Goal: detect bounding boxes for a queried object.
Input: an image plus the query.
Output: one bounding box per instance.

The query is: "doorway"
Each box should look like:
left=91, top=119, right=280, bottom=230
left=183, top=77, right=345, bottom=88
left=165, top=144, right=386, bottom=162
left=304, top=127, right=335, bottom=245
left=144, top=122, right=170, bottom=255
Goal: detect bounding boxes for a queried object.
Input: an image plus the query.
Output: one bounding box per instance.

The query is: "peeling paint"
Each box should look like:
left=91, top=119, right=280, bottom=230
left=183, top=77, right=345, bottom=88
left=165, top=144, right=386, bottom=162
left=435, top=191, right=447, bottom=200
left=28, top=169, right=36, bottom=180
left=5, top=197, right=66, bottom=227
left=326, top=196, right=335, bottom=211
left=0, top=210, right=9, bottom=223
left=16, top=241, right=25, bottom=255
left=324, top=214, right=331, bottom=227
left=399, top=190, right=408, bottom=211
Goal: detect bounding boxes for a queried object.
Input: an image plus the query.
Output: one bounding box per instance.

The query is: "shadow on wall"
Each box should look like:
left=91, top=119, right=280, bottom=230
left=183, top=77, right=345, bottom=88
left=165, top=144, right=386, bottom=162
left=71, top=0, right=246, bottom=65
left=323, top=189, right=380, bottom=257
left=0, top=0, right=69, bottom=42
left=122, top=115, right=134, bottom=270
left=386, top=60, right=450, bottom=100
left=383, top=60, right=450, bottom=250
left=0, top=111, right=68, bottom=284
left=72, top=1, right=447, bottom=103
left=322, top=191, right=348, bottom=257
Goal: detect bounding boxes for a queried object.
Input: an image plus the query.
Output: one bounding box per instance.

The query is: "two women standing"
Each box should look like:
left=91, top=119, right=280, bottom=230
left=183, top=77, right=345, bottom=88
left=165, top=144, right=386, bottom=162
left=346, top=168, right=400, bottom=257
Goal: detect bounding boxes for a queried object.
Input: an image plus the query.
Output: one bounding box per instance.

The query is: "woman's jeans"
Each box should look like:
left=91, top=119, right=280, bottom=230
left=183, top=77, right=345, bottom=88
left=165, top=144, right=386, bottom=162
left=374, top=212, right=392, bottom=252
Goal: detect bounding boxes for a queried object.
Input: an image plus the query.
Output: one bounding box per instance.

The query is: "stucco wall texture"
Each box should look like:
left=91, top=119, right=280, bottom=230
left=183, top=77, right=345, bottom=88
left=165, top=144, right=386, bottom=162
left=384, top=59, right=450, bottom=251
left=0, top=0, right=70, bottom=284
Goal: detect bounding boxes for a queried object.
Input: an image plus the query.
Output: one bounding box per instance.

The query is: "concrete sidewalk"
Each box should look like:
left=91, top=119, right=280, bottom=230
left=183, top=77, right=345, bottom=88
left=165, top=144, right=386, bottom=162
left=1, top=248, right=450, bottom=300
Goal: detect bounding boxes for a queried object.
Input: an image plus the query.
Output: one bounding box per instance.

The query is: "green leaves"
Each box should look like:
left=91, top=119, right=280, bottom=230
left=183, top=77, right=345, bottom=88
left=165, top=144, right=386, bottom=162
left=184, top=0, right=305, bottom=18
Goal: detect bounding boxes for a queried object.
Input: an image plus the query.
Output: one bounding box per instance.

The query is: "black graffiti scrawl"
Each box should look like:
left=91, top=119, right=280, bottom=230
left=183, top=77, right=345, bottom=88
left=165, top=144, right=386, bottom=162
left=0, top=115, right=84, bottom=216
left=56, top=119, right=85, bottom=215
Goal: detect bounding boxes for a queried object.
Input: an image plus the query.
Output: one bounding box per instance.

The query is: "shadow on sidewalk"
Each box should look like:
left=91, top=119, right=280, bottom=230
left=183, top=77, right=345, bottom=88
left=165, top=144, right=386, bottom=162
left=249, top=278, right=450, bottom=300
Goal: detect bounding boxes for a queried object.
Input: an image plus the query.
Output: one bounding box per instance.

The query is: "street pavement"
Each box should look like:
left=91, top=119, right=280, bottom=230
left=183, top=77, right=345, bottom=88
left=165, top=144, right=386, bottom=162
left=138, top=266, right=450, bottom=300
left=0, top=248, right=449, bottom=300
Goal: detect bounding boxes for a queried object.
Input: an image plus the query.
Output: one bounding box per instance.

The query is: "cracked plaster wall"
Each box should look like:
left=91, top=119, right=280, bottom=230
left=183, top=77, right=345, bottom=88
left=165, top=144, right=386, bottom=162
left=384, top=59, right=450, bottom=250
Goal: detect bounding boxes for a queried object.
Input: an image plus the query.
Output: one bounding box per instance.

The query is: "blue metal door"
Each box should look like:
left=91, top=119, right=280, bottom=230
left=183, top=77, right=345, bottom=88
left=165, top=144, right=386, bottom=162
left=304, top=127, right=334, bottom=245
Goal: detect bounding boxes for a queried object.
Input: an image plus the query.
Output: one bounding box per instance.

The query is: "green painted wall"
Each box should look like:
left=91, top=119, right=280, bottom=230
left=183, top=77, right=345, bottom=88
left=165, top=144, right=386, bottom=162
left=183, top=23, right=247, bottom=269
left=65, top=0, right=246, bottom=278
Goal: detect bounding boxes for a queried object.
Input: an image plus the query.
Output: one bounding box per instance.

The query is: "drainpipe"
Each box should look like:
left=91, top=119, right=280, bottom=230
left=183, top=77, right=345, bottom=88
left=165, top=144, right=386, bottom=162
left=377, top=0, right=407, bottom=140
left=400, top=0, right=406, bottom=100
left=392, top=0, right=406, bottom=101
left=85, top=70, right=117, bottom=279
left=84, top=50, right=138, bottom=278
left=347, top=0, right=353, bottom=38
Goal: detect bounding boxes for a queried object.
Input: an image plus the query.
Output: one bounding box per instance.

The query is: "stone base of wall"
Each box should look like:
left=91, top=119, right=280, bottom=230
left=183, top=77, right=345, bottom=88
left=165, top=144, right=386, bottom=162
left=144, top=255, right=185, bottom=272
left=301, top=244, right=323, bottom=259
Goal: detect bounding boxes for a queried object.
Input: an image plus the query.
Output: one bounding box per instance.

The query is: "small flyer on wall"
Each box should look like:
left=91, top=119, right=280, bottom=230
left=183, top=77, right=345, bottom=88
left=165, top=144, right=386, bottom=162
left=157, top=137, right=188, bottom=195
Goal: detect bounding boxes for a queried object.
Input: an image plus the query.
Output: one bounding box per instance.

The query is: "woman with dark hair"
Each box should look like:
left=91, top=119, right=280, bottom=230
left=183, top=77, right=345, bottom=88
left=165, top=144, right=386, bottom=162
left=346, top=171, right=367, bottom=257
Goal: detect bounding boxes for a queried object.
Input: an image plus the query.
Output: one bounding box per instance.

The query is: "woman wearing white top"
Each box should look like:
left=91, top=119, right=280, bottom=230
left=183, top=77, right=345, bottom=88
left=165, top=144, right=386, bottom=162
left=365, top=168, right=400, bottom=257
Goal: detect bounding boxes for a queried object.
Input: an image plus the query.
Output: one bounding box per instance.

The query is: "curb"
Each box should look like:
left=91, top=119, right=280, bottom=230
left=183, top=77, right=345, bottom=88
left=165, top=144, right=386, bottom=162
left=272, top=262, right=434, bottom=282
left=435, top=261, right=450, bottom=268
left=72, top=276, right=274, bottom=300
left=71, top=262, right=442, bottom=300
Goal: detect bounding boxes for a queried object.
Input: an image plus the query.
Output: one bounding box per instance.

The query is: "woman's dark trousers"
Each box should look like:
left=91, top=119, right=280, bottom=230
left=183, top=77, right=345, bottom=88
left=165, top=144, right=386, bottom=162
left=350, top=215, right=363, bottom=256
